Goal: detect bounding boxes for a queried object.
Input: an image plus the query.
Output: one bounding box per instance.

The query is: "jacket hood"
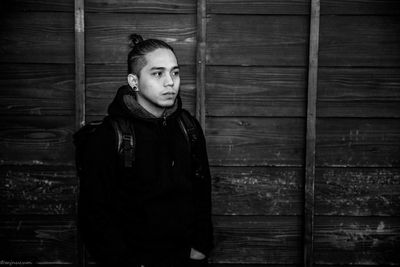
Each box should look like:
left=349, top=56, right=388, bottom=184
left=107, top=85, right=182, bottom=121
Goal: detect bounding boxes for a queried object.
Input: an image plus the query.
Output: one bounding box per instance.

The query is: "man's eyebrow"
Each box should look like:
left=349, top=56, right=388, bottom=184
left=149, top=66, right=179, bottom=71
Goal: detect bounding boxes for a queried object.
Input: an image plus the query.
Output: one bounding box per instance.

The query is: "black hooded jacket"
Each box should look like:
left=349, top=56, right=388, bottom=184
left=78, top=85, right=213, bottom=265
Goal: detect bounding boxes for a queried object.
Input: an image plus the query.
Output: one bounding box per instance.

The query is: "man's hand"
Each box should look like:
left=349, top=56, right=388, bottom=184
left=190, top=247, right=206, bottom=260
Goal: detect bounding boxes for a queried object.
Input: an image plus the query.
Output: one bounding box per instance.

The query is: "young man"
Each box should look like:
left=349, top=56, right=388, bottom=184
left=77, top=34, right=213, bottom=266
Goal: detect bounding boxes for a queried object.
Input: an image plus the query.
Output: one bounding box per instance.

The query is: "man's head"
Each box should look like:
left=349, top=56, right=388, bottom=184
left=127, top=34, right=180, bottom=117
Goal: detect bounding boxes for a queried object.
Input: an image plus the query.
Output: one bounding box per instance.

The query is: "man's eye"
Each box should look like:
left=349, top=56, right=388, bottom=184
left=153, top=72, right=162, bottom=77
left=172, top=71, right=180, bottom=76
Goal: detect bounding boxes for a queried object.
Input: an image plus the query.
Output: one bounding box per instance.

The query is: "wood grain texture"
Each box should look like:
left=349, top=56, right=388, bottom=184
left=86, top=64, right=196, bottom=116
left=319, top=16, right=400, bottom=67
left=304, top=1, right=320, bottom=265
left=86, top=13, right=195, bottom=64
left=206, top=66, right=306, bottom=117
left=207, top=0, right=400, bottom=15
left=0, top=0, right=73, bottom=12
left=0, top=166, right=77, bottom=215
left=207, top=15, right=308, bottom=66
left=315, top=168, right=400, bottom=216
left=86, top=0, right=195, bottom=13
left=206, top=117, right=305, bottom=166
left=211, top=167, right=303, bottom=216
left=211, top=216, right=301, bottom=264
left=0, top=63, right=74, bottom=116
left=75, top=0, right=85, bottom=129
left=317, top=68, right=400, bottom=118
left=86, top=263, right=298, bottom=267
left=316, top=118, right=400, bottom=167
left=0, top=216, right=77, bottom=264
left=321, top=0, right=400, bottom=15
left=196, top=0, right=207, bottom=129
left=0, top=116, right=74, bottom=166
left=207, top=0, right=309, bottom=14
left=314, top=216, right=400, bottom=265
left=0, top=12, right=74, bottom=64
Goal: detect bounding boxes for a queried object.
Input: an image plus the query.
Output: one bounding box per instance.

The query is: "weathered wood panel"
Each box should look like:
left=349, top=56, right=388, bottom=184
left=321, top=0, right=400, bottom=15
left=206, top=66, right=306, bottom=117
left=304, top=1, right=320, bottom=264
left=86, top=14, right=195, bottom=64
left=1, top=215, right=300, bottom=265
left=196, top=0, right=207, bottom=129
left=211, top=167, right=303, bottom=216
left=86, top=64, right=196, bottom=116
left=75, top=0, right=85, bottom=130
left=319, top=16, right=400, bottom=67
left=314, top=216, right=400, bottom=265
left=0, top=166, right=77, bottom=215
left=211, top=216, right=301, bottom=264
left=82, top=261, right=292, bottom=267
left=207, top=15, right=308, bottom=66
left=1, top=216, right=77, bottom=264
left=86, top=262, right=298, bottom=266
left=207, top=0, right=309, bottom=14
left=207, top=0, right=400, bottom=15
left=0, top=64, right=74, bottom=116
left=206, top=118, right=305, bottom=166
left=0, top=0, right=73, bottom=12
left=317, top=68, right=400, bottom=118
left=0, top=12, right=74, bottom=64
left=86, top=0, right=195, bottom=13
left=316, top=168, right=400, bottom=216
left=316, top=118, right=400, bottom=167
left=0, top=116, right=74, bottom=165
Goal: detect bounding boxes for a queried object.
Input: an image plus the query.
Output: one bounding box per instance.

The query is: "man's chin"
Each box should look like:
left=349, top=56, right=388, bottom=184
left=159, top=99, right=176, bottom=108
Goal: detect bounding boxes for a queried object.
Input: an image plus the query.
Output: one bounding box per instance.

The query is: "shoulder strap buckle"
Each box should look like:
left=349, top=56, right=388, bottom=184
left=109, top=116, right=136, bottom=168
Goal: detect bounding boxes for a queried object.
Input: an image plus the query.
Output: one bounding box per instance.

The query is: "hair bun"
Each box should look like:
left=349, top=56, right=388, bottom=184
left=129, top=34, right=144, bottom=48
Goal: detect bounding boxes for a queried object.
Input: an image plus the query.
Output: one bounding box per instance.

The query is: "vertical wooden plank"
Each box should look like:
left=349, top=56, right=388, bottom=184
left=74, top=2, right=85, bottom=267
left=75, top=0, right=85, bottom=130
left=305, top=0, right=320, bottom=266
left=196, top=0, right=206, bottom=129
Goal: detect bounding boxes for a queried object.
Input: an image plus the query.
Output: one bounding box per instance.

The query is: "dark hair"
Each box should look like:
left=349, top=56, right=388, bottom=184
left=127, top=34, right=175, bottom=76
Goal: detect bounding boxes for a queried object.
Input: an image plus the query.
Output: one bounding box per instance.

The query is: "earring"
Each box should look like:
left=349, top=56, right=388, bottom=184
left=131, top=85, right=139, bottom=92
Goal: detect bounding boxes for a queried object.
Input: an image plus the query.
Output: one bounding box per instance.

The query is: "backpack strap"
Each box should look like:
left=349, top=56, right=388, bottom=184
left=178, top=110, right=204, bottom=179
left=107, top=116, right=136, bottom=168
left=178, top=110, right=198, bottom=154
left=106, top=112, right=201, bottom=171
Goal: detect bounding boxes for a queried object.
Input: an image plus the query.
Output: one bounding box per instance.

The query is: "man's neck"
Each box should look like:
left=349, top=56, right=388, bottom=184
left=137, top=95, right=165, bottom=118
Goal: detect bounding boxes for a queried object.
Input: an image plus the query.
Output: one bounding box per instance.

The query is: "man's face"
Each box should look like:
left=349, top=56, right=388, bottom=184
left=136, top=48, right=180, bottom=113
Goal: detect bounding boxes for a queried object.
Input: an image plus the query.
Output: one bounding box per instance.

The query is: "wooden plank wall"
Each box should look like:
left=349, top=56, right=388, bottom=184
left=0, top=0, right=77, bottom=265
left=1, top=0, right=399, bottom=266
left=206, top=1, right=308, bottom=265
left=315, top=1, right=400, bottom=265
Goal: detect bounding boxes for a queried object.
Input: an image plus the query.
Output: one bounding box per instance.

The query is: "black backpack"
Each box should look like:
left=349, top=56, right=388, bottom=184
left=73, top=109, right=205, bottom=179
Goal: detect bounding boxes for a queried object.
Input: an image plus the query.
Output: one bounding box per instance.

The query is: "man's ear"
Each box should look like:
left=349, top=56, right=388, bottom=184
left=127, top=73, right=139, bottom=88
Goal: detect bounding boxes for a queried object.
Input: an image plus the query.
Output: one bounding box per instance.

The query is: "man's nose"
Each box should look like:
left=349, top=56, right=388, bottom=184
left=164, top=73, right=174, bottom=86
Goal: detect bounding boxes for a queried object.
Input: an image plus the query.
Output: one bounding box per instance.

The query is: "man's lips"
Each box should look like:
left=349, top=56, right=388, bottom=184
left=162, top=91, right=176, bottom=96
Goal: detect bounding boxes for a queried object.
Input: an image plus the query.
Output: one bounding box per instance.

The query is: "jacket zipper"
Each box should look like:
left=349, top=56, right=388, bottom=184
left=162, top=113, right=167, bottom=126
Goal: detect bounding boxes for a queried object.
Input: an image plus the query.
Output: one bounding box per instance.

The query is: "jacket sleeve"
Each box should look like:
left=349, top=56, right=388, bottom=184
left=190, top=118, right=214, bottom=257
left=77, top=122, right=136, bottom=265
